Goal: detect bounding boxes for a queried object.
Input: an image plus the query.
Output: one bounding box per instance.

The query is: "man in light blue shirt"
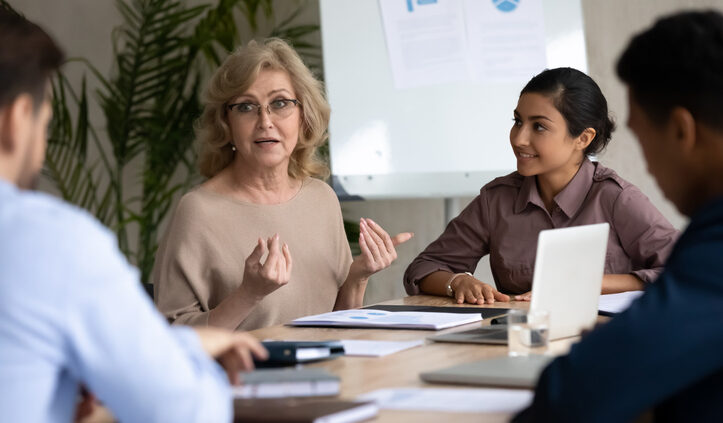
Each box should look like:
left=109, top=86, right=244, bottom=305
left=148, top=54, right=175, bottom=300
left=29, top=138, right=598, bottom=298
left=0, top=9, right=266, bottom=422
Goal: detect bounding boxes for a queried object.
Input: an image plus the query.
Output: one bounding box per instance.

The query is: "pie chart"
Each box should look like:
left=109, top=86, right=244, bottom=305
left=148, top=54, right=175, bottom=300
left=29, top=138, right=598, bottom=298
left=493, top=0, right=520, bottom=13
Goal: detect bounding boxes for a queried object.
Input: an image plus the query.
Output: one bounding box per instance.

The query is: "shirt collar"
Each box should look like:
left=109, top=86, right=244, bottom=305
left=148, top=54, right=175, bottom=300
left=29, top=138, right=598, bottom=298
left=514, top=158, right=595, bottom=217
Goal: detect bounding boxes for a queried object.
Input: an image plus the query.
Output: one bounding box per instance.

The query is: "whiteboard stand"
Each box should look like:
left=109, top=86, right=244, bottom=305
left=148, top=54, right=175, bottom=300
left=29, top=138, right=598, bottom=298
left=444, top=197, right=461, bottom=225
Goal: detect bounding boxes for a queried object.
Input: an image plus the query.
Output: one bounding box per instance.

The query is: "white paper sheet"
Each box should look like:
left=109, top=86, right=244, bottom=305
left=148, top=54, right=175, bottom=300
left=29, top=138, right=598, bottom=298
left=379, top=0, right=469, bottom=89
left=464, top=0, right=547, bottom=82
left=291, top=309, right=482, bottom=330
left=358, top=387, right=533, bottom=413
left=598, top=291, right=644, bottom=314
left=341, top=339, right=425, bottom=357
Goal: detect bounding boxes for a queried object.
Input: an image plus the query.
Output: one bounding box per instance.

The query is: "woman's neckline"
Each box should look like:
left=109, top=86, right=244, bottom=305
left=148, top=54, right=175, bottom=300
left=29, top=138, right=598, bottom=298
left=197, top=177, right=309, bottom=207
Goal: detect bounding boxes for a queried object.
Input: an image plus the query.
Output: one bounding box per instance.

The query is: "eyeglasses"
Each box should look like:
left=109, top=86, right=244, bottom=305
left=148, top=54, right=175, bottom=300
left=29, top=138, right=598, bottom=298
left=226, top=98, right=300, bottom=120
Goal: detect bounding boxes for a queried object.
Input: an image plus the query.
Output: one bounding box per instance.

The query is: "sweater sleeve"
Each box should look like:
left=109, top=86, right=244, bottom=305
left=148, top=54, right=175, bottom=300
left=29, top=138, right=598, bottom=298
left=153, top=192, right=214, bottom=326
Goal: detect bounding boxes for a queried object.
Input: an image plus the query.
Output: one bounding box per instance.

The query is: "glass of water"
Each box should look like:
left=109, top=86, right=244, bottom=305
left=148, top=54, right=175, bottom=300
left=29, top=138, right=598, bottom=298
left=507, top=309, right=550, bottom=357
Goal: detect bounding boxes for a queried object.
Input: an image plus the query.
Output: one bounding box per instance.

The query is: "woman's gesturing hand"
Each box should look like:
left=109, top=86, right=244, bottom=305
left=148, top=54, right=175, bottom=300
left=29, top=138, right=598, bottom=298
left=349, top=218, right=413, bottom=281
left=241, top=234, right=292, bottom=300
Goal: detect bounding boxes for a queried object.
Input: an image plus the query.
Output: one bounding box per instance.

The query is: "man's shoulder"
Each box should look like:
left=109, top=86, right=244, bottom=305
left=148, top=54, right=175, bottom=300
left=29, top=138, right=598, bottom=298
left=0, top=189, right=130, bottom=307
left=1, top=189, right=115, bottom=255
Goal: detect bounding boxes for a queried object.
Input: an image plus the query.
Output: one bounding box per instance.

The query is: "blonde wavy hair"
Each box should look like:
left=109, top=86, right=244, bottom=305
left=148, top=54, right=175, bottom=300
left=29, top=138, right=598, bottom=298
left=197, top=38, right=330, bottom=179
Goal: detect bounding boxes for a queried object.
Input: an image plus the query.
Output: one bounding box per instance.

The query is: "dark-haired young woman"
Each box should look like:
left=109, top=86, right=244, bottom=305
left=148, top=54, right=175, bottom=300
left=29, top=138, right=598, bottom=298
left=403, top=67, right=678, bottom=304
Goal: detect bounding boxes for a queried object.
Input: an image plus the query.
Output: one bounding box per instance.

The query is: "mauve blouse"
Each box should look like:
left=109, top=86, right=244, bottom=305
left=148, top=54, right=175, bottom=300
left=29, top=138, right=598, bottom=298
left=404, top=159, right=678, bottom=295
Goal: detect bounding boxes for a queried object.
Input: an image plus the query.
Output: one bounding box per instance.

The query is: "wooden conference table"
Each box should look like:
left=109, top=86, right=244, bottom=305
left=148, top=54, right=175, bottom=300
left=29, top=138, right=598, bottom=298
left=249, top=295, right=593, bottom=423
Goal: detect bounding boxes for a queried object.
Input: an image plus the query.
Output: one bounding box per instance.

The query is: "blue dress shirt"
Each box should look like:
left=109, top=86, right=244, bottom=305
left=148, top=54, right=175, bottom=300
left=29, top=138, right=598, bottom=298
left=0, top=180, right=232, bottom=422
left=514, top=196, right=723, bottom=422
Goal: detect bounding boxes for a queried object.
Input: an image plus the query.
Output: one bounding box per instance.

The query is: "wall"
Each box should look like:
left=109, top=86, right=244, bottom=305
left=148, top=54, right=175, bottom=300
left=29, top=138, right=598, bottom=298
left=13, top=0, right=722, bottom=305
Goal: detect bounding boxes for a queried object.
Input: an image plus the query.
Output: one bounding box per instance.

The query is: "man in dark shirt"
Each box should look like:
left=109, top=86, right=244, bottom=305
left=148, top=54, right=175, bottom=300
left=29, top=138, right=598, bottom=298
left=514, top=10, right=723, bottom=422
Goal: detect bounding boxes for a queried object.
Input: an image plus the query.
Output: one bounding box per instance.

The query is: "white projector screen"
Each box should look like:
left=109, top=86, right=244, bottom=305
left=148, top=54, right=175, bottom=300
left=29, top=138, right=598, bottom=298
left=320, top=0, right=588, bottom=199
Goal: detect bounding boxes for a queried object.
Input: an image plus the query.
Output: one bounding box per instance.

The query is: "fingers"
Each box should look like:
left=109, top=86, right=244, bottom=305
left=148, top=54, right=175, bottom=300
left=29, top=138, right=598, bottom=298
left=241, top=235, right=292, bottom=299
left=513, top=291, right=530, bottom=302
left=282, top=243, right=292, bottom=280
left=454, top=284, right=484, bottom=305
left=457, top=288, right=486, bottom=305
left=358, top=231, right=373, bottom=261
left=242, top=334, right=269, bottom=361
left=391, top=232, right=414, bottom=246
left=362, top=218, right=413, bottom=248
left=215, top=333, right=268, bottom=385
left=236, top=344, right=255, bottom=373
left=254, top=235, right=293, bottom=284
left=245, top=237, right=266, bottom=266
left=364, top=218, right=396, bottom=256
left=360, top=219, right=384, bottom=263
left=74, top=388, right=97, bottom=421
left=264, top=234, right=281, bottom=266
left=480, top=284, right=497, bottom=304
left=464, top=289, right=480, bottom=304
left=451, top=277, right=510, bottom=304
left=260, top=235, right=284, bottom=281
left=219, top=351, right=243, bottom=385
left=354, top=218, right=412, bottom=279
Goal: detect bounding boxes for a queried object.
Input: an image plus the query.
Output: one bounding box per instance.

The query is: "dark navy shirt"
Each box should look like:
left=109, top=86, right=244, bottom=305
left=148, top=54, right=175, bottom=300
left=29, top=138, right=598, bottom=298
left=514, top=196, right=723, bottom=422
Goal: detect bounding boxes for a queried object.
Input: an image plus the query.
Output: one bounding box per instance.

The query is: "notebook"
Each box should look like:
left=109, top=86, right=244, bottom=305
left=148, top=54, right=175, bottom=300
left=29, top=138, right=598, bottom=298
left=233, top=399, right=378, bottom=423
left=290, top=309, right=483, bottom=330
left=234, top=368, right=340, bottom=399
left=597, top=291, right=643, bottom=316
left=363, top=304, right=508, bottom=319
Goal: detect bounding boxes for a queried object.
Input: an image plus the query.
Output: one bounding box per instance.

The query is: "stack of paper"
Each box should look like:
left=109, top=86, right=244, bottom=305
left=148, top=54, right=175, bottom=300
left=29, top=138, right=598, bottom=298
left=233, top=368, right=340, bottom=399
left=358, top=388, right=533, bottom=413
left=340, top=339, right=424, bottom=357
left=290, top=309, right=483, bottom=330
left=598, top=291, right=644, bottom=314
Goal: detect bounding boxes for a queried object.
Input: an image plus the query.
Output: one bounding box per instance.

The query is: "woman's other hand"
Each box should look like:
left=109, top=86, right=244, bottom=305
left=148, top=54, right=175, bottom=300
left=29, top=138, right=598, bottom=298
left=240, top=234, right=293, bottom=300
left=451, top=273, right=510, bottom=305
left=349, top=218, right=413, bottom=281
left=513, top=291, right=532, bottom=301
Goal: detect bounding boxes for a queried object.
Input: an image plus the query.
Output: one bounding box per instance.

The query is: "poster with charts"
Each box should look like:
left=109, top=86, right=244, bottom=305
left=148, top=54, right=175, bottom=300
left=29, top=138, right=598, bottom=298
left=465, top=0, right=547, bottom=83
left=379, top=0, right=547, bottom=88
left=379, top=0, right=469, bottom=89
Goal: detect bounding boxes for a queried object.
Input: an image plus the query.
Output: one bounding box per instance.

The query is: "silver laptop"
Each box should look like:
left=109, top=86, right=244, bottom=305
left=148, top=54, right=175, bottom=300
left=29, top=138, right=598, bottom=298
left=430, top=222, right=609, bottom=344
left=421, top=354, right=554, bottom=388
left=421, top=223, right=609, bottom=387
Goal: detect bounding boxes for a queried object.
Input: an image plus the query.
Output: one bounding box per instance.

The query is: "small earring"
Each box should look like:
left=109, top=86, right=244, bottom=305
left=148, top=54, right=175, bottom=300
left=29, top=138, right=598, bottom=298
left=230, top=144, right=237, bottom=152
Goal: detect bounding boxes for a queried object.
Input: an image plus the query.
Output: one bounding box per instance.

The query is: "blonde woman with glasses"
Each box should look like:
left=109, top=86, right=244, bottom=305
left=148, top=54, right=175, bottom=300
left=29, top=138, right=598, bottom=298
left=153, top=38, right=412, bottom=331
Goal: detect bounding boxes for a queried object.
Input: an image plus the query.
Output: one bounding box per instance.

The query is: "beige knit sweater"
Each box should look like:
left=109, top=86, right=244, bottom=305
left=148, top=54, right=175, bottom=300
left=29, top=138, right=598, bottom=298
left=152, top=178, right=352, bottom=331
